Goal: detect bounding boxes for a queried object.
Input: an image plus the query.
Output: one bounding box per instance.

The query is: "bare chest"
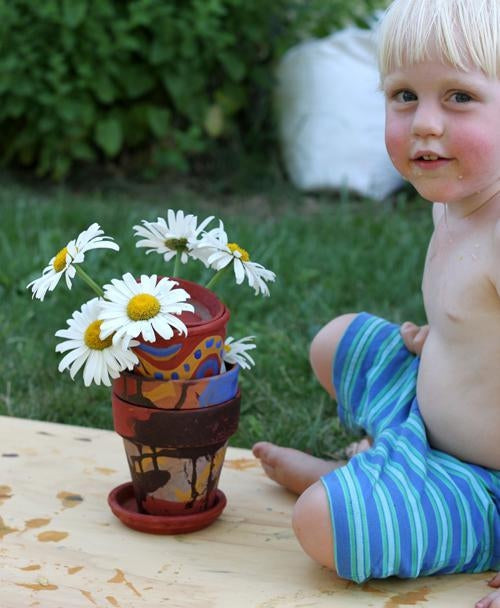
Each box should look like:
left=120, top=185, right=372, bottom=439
left=422, top=225, right=495, bottom=330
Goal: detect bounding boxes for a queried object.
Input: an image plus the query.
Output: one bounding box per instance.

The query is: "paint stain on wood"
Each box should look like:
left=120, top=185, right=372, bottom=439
left=25, top=518, right=51, bottom=529
left=95, top=467, right=117, bottom=476
left=16, top=582, right=58, bottom=591
left=225, top=458, right=259, bottom=470
left=37, top=530, right=68, bottom=542
left=384, top=586, right=430, bottom=607
left=20, top=564, right=41, bottom=571
left=68, top=566, right=84, bottom=575
left=362, top=583, right=386, bottom=594
left=80, top=590, right=98, bottom=605
left=0, top=485, right=12, bottom=504
left=108, top=569, right=141, bottom=597
left=0, top=517, right=19, bottom=539
left=57, top=491, right=84, bottom=508
left=106, top=597, right=120, bottom=607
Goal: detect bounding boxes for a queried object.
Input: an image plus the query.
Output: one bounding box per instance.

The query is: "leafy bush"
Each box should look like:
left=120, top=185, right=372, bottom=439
left=0, top=0, right=387, bottom=179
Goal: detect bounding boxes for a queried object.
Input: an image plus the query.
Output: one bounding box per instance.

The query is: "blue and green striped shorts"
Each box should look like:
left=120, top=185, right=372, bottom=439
left=321, top=313, right=500, bottom=583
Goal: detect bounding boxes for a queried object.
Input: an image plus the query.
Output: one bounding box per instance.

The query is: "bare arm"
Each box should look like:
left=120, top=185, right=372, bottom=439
left=400, top=321, right=429, bottom=356
left=399, top=204, right=438, bottom=356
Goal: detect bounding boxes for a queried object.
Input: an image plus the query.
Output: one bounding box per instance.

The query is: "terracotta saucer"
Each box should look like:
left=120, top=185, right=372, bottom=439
left=108, top=482, right=227, bottom=535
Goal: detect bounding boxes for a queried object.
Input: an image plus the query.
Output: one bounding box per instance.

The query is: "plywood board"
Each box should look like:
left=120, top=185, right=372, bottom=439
left=0, top=416, right=492, bottom=607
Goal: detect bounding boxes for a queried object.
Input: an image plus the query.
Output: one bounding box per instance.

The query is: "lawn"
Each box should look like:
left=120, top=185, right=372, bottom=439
left=0, top=174, right=431, bottom=457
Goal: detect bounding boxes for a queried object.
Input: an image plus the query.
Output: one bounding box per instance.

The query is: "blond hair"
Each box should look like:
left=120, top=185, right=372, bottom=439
left=377, top=0, right=500, bottom=79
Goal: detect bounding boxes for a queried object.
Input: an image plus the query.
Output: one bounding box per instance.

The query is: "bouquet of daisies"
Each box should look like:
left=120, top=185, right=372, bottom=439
left=27, top=211, right=275, bottom=387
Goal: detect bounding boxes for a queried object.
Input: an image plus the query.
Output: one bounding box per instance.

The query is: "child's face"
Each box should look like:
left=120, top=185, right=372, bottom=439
left=383, top=60, right=500, bottom=212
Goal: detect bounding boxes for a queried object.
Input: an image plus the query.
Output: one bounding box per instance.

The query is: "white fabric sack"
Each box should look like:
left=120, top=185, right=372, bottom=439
left=275, top=26, right=404, bottom=201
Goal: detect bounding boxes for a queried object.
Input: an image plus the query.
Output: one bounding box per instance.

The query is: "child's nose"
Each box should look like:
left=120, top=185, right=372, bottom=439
left=411, top=103, right=444, bottom=138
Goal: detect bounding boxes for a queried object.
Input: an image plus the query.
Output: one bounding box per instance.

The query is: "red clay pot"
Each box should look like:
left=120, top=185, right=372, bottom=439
left=132, top=278, right=230, bottom=380
left=112, top=363, right=239, bottom=410
left=111, top=391, right=240, bottom=517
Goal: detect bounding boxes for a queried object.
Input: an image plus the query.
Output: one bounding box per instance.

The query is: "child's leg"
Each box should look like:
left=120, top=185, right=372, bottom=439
left=292, top=480, right=335, bottom=569
left=309, top=313, right=358, bottom=399
left=252, top=313, right=363, bottom=496
left=252, top=442, right=345, bottom=495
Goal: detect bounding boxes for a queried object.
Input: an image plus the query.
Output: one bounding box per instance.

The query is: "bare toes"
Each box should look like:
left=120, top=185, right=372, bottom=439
left=252, top=441, right=275, bottom=461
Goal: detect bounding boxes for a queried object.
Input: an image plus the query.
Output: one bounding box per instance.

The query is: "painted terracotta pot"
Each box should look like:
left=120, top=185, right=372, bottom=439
left=112, top=363, right=240, bottom=410
left=111, top=391, right=241, bottom=517
left=132, top=278, right=230, bottom=380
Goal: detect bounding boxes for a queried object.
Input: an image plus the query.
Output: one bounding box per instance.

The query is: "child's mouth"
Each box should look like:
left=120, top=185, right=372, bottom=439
left=412, top=154, right=451, bottom=170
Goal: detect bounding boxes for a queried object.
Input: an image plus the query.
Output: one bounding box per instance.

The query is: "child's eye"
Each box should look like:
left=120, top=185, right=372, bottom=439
left=393, top=90, right=417, bottom=103
left=450, top=91, right=472, bottom=103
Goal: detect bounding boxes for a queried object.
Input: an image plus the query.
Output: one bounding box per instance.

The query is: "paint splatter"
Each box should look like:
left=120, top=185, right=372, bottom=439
left=75, top=437, right=92, bottom=442
left=20, top=564, right=41, bottom=571
left=362, top=583, right=385, bottom=594
left=0, top=517, right=18, bottom=539
left=68, top=566, right=84, bottom=575
left=106, top=597, right=120, bottom=607
left=95, top=467, right=117, bottom=476
left=225, top=458, right=259, bottom=470
left=0, top=485, right=12, bottom=504
left=1, top=453, right=18, bottom=457
left=108, top=569, right=141, bottom=597
left=385, top=586, right=430, bottom=608
left=37, top=531, right=68, bottom=542
left=57, top=491, right=84, bottom=508
left=16, top=582, right=58, bottom=591
left=80, top=590, right=98, bottom=605
left=25, top=518, right=51, bottom=529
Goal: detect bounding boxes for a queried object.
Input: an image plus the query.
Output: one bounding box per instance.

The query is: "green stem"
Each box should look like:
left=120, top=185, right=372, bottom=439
left=173, top=250, right=181, bottom=278
left=74, top=265, right=104, bottom=297
left=205, top=264, right=231, bottom=291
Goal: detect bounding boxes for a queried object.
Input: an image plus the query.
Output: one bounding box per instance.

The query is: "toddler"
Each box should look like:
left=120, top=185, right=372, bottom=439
left=253, top=1, right=500, bottom=605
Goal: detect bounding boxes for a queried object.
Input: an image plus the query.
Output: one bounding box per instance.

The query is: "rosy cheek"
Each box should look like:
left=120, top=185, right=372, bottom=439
left=385, top=120, right=408, bottom=174
left=451, top=127, right=496, bottom=164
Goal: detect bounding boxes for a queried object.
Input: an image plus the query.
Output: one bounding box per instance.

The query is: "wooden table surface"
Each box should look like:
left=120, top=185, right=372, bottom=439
left=0, top=415, right=492, bottom=607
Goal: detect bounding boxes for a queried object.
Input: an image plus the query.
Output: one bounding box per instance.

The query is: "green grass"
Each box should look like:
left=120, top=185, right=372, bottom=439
left=0, top=176, right=432, bottom=457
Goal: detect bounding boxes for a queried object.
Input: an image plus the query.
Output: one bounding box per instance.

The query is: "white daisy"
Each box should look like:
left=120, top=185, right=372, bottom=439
left=222, top=336, right=256, bottom=370
left=199, top=223, right=276, bottom=296
left=55, top=298, right=139, bottom=387
left=27, top=223, right=119, bottom=301
left=133, top=210, right=214, bottom=264
left=98, top=273, right=194, bottom=345
left=190, top=220, right=227, bottom=266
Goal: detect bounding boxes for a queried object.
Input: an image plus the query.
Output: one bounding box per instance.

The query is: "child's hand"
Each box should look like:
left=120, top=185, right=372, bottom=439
left=475, top=572, right=500, bottom=608
left=400, top=322, right=429, bottom=356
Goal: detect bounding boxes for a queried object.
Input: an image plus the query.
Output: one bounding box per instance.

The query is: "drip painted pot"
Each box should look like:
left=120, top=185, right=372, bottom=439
left=132, top=278, right=230, bottom=380
left=113, top=364, right=240, bottom=410
left=111, top=391, right=241, bottom=516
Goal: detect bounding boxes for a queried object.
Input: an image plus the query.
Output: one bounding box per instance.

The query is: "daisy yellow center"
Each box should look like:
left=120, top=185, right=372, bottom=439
left=224, top=344, right=231, bottom=352
left=165, top=237, right=188, bottom=250
left=127, top=293, right=161, bottom=321
left=228, top=243, right=250, bottom=262
left=84, top=320, right=113, bottom=350
left=53, top=247, right=68, bottom=272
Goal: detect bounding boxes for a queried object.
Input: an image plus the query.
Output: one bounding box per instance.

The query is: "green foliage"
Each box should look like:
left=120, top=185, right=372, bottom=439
left=0, top=0, right=387, bottom=179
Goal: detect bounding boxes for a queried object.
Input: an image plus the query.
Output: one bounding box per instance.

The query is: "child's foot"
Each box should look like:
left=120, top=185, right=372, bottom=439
left=338, top=436, right=373, bottom=460
left=252, top=442, right=345, bottom=495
